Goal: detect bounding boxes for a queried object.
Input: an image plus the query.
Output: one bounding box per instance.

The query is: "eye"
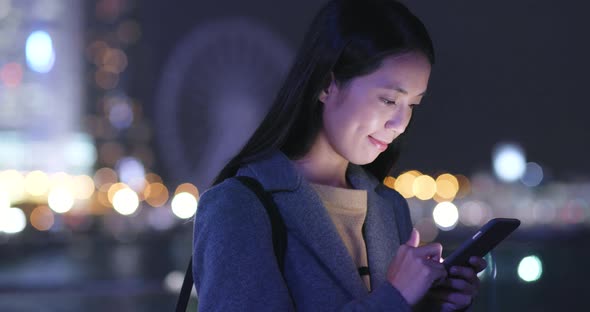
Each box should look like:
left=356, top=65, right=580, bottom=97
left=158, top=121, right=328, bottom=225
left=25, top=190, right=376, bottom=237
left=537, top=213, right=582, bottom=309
left=380, top=98, right=396, bottom=105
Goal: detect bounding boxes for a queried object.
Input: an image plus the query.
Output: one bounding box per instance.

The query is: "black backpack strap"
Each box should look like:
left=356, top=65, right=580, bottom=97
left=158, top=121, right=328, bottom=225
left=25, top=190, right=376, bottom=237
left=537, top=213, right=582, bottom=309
left=175, top=176, right=288, bottom=312
left=175, top=260, right=194, bottom=312
left=235, top=176, right=287, bottom=273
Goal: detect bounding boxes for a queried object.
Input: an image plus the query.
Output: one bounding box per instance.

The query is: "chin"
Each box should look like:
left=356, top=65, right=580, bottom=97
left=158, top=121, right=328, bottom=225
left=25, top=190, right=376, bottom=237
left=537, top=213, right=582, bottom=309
left=348, top=152, right=380, bottom=166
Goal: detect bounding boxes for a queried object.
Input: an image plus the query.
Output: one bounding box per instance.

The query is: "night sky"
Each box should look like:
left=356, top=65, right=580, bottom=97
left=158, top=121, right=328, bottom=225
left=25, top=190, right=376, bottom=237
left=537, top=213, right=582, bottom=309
left=396, top=0, right=590, bottom=180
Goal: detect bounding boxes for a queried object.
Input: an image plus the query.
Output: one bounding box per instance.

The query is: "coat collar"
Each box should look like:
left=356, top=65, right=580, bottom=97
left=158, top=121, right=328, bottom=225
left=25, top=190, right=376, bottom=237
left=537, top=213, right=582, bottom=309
left=237, top=150, right=303, bottom=192
left=237, top=150, right=403, bottom=297
left=238, top=150, right=381, bottom=192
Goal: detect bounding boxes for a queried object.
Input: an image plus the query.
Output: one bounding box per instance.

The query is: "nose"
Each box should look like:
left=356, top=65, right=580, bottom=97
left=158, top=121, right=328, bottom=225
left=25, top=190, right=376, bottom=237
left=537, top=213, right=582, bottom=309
left=385, top=107, right=411, bottom=135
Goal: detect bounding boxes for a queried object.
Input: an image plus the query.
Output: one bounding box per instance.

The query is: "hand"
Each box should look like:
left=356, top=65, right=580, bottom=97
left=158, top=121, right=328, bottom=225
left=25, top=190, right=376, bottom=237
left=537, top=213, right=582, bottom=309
left=387, top=228, right=448, bottom=305
left=428, top=256, right=487, bottom=311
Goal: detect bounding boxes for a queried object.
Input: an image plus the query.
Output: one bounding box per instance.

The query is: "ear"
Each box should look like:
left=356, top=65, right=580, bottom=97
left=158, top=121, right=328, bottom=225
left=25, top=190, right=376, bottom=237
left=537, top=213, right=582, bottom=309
left=318, top=72, right=337, bottom=104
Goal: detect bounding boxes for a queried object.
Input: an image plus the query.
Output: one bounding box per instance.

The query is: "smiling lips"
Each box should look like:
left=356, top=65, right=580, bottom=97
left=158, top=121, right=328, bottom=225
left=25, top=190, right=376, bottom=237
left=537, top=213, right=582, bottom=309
left=368, top=136, right=389, bottom=151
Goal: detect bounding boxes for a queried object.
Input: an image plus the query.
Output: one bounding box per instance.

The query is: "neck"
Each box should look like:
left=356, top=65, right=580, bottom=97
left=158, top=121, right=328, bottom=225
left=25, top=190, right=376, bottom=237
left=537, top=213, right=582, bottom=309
left=292, top=132, right=351, bottom=188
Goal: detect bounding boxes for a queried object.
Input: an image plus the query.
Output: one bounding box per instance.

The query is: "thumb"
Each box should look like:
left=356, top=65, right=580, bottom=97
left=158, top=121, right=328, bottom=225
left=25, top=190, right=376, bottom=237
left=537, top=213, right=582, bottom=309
left=406, top=228, right=420, bottom=247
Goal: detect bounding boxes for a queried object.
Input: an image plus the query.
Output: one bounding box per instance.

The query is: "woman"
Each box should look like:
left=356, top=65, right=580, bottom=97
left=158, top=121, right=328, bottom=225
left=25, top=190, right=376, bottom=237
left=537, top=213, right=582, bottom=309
left=192, top=0, right=486, bottom=310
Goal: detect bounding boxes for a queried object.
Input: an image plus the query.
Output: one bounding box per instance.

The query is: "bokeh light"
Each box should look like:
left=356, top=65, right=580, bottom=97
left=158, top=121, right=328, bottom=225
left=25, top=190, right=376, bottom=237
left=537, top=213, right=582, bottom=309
left=435, top=174, right=459, bottom=201
left=518, top=255, right=543, bottom=282
left=49, top=172, right=74, bottom=190
left=72, top=175, right=95, bottom=199
left=94, top=167, right=118, bottom=189
left=108, top=182, right=129, bottom=204
left=413, top=175, right=437, bottom=200
left=95, top=69, right=119, bottom=89
left=87, top=40, right=109, bottom=64
left=100, top=48, right=128, bottom=74
left=108, top=100, right=134, bottom=129
left=493, top=143, right=526, bottom=183
left=171, top=192, right=198, bottom=219
left=459, top=201, right=492, bottom=227
left=432, top=202, right=459, bottom=230
left=144, top=182, right=169, bottom=207
left=144, top=173, right=163, bottom=184
left=116, top=157, right=145, bottom=192
left=163, top=271, right=185, bottom=293
left=521, top=162, right=544, bottom=187
left=95, top=0, right=125, bottom=21
left=112, top=188, right=139, bottom=216
left=97, top=184, right=112, bottom=209
left=383, top=176, right=396, bottom=189
left=24, top=170, right=50, bottom=196
left=30, top=205, right=55, bottom=231
left=0, top=170, right=25, bottom=202
left=175, top=183, right=199, bottom=198
left=0, top=207, right=26, bottom=234
left=394, top=170, right=421, bottom=198
left=0, top=62, right=23, bottom=87
left=455, top=174, right=472, bottom=199
left=48, top=187, right=75, bottom=213
left=25, top=30, right=55, bottom=73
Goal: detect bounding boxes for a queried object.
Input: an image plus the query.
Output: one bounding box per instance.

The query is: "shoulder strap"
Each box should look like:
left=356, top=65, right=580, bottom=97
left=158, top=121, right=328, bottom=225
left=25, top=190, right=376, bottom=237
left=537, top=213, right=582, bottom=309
left=175, top=176, right=287, bottom=312
left=176, top=260, right=194, bottom=312
left=235, top=176, right=287, bottom=272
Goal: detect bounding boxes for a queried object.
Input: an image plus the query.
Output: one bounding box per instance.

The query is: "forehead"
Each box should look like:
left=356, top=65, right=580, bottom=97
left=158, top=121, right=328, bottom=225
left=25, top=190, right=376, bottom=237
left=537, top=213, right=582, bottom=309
left=361, top=52, right=431, bottom=91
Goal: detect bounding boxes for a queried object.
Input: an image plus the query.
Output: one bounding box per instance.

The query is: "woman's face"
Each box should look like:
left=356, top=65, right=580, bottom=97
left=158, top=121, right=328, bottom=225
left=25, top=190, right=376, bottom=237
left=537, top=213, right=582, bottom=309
left=319, top=51, right=431, bottom=165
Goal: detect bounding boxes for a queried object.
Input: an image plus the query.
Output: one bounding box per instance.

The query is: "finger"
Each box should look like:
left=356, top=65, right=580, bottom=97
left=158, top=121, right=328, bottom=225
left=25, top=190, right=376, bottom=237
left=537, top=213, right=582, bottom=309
left=438, top=278, right=476, bottom=295
left=406, top=228, right=420, bottom=247
left=469, top=256, right=488, bottom=272
left=449, top=266, right=477, bottom=282
left=414, top=242, right=443, bottom=259
left=425, top=261, right=448, bottom=286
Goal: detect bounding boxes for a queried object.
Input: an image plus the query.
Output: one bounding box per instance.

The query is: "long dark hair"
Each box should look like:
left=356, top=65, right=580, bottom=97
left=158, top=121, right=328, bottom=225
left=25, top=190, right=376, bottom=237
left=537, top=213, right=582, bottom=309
left=214, top=0, right=434, bottom=185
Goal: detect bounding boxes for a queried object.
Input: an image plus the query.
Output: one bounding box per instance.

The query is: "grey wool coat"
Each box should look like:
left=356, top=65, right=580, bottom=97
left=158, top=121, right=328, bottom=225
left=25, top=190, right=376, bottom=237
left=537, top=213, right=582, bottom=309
left=192, top=150, right=414, bottom=311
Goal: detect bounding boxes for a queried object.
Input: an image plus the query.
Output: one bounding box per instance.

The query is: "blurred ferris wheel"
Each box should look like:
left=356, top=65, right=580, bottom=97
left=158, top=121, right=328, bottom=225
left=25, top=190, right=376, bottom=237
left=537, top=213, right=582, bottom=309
left=155, top=18, right=293, bottom=190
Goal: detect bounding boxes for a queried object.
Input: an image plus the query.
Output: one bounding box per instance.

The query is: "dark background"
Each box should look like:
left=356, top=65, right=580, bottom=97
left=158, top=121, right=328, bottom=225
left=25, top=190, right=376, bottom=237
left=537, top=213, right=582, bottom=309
left=136, top=0, right=590, bottom=185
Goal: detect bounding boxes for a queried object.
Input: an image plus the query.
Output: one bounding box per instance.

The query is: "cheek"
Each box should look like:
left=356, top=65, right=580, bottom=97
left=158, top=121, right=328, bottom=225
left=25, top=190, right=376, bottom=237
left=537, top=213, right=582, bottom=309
left=401, top=109, right=413, bottom=127
left=325, top=97, right=361, bottom=129
left=325, top=92, right=382, bottom=142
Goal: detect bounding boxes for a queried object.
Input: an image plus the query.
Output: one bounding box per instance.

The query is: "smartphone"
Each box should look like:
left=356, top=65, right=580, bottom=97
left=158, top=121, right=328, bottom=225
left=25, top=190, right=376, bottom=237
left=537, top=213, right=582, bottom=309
left=443, top=218, right=520, bottom=270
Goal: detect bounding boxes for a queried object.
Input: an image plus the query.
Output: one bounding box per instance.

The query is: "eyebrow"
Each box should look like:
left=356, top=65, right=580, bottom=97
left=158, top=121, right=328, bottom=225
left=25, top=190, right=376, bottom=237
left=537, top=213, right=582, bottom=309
left=385, top=86, right=427, bottom=97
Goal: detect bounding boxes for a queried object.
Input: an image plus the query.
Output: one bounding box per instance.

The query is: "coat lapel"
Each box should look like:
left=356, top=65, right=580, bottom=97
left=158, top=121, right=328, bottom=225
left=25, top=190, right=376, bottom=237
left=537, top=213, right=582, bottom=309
left=364, top=187, right=401, bottom=289
left=346, top=165, right=402, bottom=291
left=238, top=151, right=401, bottom=297
left=278, top=181, right=368, bottom=298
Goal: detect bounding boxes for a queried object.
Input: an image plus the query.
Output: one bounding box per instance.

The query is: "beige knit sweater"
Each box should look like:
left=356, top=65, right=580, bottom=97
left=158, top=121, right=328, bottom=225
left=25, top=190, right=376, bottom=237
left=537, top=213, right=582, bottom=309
left=311, top=183, right=370, bottom=291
